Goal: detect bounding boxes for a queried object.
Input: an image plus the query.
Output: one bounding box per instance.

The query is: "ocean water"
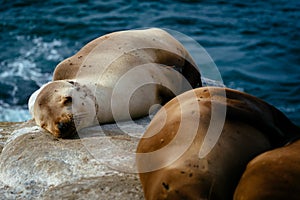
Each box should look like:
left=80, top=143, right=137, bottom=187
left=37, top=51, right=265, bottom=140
left=0, top=0, right=299, bottom=125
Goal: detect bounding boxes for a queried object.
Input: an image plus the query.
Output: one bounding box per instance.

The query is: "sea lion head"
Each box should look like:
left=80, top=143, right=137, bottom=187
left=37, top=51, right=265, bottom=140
left=32, top=80, right=97, bottom=138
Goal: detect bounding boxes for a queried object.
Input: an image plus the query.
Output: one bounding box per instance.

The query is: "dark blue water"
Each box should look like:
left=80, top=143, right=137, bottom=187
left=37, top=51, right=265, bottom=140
left=0, top=0, right=299, bottom=125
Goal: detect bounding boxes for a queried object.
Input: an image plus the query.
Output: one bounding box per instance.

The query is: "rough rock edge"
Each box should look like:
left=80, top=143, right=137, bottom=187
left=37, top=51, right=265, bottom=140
left=0, top=120, right=146, bottom=200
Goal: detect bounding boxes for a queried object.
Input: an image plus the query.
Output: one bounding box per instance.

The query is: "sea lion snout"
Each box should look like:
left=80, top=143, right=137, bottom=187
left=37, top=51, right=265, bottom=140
left=55, top=117, right=77, bottom=138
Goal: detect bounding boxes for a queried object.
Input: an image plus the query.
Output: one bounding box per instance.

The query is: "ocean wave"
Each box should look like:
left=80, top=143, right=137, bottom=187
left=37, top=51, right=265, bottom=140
left=0, top=106, right=31, bottom=122
left=0, top=0, right=299, bottom=125
left=0, top=35, right=64, bottom=86
left=0, top=35, right=67, bottom=120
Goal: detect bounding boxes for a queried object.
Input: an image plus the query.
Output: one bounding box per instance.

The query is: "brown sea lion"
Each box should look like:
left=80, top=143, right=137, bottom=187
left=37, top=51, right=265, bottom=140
left=136, top=87, right=300, bottom=200
left=234, top=139, right=300, bottom=200
left=28, top=28, right=201, bottom=138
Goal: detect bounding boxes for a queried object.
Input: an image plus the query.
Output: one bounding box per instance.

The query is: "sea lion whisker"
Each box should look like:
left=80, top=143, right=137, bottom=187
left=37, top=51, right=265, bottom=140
left=73, top=112, right=91, bottom=120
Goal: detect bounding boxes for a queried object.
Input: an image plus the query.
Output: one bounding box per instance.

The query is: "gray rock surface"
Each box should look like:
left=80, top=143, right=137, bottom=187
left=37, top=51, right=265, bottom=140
left=0, top=119, right=148, bottom=199
left=0, top=78, right=224, bottom=199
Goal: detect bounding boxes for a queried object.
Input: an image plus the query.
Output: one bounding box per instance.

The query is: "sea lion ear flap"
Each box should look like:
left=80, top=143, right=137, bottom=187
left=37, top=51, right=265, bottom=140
left=67, top=80, right=81, bottom=90
left=62, top=96, right=73, bottom=106
left=67, top=81, right=75, bottom=85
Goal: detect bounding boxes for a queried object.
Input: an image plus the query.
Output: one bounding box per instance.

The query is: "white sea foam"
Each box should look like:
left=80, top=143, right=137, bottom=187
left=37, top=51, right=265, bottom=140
left=227, top=81, right=245, bottom=92
left=0, top=36, right=64, bottom=86
left=0, top=35, right=66, bottom=121
left=0, top=106, right=31, bottom=122
left=30, top=37, right=63, bottom=61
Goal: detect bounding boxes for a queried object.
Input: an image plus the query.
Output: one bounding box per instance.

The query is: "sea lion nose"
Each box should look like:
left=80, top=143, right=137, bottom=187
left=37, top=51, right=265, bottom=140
left=57, top=122, right=68, bottom=133
left=57, top=121, right=76, bottom=138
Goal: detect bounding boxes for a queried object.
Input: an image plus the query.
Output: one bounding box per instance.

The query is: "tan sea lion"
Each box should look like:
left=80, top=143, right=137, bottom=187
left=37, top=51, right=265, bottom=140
left=136, top=87, right=300, bottom=200
left=234, top=139, right=300, bottom=200
left=29, top=28, right=201, bottom=138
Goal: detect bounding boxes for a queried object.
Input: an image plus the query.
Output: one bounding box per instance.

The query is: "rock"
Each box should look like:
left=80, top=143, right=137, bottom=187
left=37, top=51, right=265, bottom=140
left=0, top=77, right=224, bottom=199
left=0, top=119, right=148, bottom=199
left=0, top=122, right=22, bottom=153
left=41, top=175, right=143, bottom=199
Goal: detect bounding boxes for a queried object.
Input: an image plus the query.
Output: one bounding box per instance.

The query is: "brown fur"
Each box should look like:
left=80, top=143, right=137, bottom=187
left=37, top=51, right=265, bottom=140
left=53, top=28, right=201, bottom=89
left=234, top=139, right=300, bottom=200
left=136, top=87, right=300, bottom=200
left=53, top=35, right=111, bottom=81
left=34, top=81, right=76, bottom=138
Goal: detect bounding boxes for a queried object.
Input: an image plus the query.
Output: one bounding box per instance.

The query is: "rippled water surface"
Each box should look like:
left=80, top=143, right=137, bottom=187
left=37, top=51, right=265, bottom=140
left=0, top=0, right=299, bottom=125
